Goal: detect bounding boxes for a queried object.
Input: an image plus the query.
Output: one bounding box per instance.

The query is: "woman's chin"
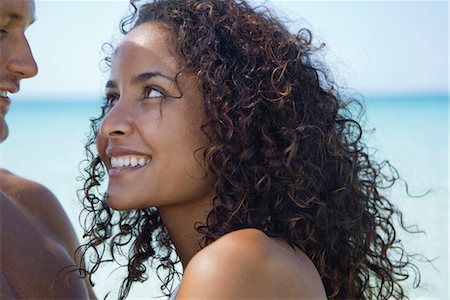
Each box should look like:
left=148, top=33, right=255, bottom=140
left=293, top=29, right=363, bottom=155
left=106, top=193, right=151, bottom=211
left=106, top=195, right=132, bottom=211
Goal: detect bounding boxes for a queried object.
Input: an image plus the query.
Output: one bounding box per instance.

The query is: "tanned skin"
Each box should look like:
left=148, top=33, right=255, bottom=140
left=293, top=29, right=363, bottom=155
left=0, top=0, right=94, bottom=298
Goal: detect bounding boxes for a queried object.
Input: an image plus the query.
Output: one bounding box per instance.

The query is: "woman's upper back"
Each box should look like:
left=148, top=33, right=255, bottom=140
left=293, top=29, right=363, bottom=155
left=176, top=228, right=327, bottom=299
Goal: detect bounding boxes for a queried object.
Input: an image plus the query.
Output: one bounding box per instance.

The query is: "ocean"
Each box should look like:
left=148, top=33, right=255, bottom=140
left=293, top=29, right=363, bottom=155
left=1, top=94, right=448, bottom=299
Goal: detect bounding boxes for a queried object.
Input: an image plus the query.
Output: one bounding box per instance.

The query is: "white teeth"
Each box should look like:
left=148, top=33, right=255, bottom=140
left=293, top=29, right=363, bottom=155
left=110, top=155, right=151, bottom=169
left=0, top=90, right=7, bottom=97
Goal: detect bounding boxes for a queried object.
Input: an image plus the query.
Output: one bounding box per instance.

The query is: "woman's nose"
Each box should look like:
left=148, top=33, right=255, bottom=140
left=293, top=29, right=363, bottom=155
left=99, top=101, right=134, bottom=139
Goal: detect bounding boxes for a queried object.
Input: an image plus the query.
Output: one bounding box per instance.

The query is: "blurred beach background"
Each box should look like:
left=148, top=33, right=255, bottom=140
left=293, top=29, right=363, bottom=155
left=1, top=0, right=448, bottom=299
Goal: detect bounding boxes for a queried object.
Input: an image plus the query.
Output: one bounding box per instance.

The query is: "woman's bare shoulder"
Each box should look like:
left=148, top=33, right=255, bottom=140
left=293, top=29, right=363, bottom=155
left=177, top=228, right=327, bottom=299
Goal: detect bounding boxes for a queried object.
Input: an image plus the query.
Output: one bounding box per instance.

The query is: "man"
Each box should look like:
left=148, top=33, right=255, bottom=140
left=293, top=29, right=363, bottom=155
left=0, top=0, right=94, bottom=297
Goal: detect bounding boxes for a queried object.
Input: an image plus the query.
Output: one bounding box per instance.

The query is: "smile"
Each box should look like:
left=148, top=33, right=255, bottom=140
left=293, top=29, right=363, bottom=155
left=0, top=90, right=11, bottom=112
left=111, top=155, right=151, bottom=168
left=110, top=155, right=151, bottom=174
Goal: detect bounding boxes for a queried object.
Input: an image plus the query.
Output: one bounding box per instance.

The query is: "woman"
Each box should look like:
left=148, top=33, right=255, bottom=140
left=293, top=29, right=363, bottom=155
left=77, top=0, right=419, bottom=299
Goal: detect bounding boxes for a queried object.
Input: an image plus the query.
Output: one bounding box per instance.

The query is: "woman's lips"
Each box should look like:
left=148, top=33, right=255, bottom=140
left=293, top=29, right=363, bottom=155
left=108, top=164, right=148, bottom=176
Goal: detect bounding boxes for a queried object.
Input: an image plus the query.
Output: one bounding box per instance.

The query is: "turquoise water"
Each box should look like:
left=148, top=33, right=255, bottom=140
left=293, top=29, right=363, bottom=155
left=1, top=95, right=448, bottom=299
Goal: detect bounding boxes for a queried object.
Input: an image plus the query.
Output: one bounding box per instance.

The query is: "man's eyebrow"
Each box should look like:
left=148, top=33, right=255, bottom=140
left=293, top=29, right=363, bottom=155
left=7, top=12, right=23, bottom=21
left=131, top=72, right=176, bottom=85
left=4, top=12, right=36, bottom=26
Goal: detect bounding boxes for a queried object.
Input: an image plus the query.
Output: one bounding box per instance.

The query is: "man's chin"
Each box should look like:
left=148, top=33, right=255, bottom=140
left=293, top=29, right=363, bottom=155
left=0, top=119, right=9, bottom=143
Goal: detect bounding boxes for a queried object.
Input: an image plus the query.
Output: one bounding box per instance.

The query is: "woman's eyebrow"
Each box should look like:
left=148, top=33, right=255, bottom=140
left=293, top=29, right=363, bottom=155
left=131, top=72, right=176, bottom=85
left=104, top=72, right=177, bottom=90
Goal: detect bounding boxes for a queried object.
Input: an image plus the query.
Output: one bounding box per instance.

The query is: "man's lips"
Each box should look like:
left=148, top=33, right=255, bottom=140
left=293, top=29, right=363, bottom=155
left=0, top=83, right=20, bottom=94
left=0, top=95, right=11, bottom=113
left=0, top=84, right=20, bottom=114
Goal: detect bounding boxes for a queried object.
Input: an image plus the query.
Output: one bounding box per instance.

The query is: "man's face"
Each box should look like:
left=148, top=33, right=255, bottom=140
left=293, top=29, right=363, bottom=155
left=0, top=0, right=38, bottom=142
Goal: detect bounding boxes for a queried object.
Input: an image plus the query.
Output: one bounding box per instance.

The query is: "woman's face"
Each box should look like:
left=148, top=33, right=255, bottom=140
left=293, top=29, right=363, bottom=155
left=97, top=22, right=215, bottom=211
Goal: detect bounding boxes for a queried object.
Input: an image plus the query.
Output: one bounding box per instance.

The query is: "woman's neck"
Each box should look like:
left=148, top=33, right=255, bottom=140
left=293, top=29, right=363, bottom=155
left=158, top=197, right=212, bottom=269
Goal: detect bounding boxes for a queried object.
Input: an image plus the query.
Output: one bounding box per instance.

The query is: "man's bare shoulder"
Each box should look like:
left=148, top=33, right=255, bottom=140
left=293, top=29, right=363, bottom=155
left=178, top=228, right=327, bottom=299
left=0, top=168, right=79, bottom=257
left=0, top=168, right=56, bottom=202
left=0, top=190, right=90, bottom=299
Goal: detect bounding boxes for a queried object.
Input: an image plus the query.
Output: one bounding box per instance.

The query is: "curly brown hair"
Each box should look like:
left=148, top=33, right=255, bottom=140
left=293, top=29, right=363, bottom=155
left=76, top=0, right=420, bottom=299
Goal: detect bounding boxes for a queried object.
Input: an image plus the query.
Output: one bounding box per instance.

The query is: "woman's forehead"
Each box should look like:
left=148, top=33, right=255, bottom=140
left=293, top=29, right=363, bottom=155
left=111, top=23, right=179, bottom=75
left=119, top=22, right=173, bottom=50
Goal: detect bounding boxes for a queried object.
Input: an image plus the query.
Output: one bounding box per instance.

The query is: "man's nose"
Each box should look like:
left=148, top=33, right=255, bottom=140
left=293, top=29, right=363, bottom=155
left=5, top=36, right=38, bottom=79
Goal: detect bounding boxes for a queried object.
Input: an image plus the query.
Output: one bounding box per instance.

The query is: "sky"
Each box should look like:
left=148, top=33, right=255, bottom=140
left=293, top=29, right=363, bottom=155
left=15, top=0, right=448, bottom=100
left=3, top=1, right=448, bottom=298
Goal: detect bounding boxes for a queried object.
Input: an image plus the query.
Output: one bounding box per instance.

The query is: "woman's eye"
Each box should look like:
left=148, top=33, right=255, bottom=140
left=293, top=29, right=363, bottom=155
left=145, top=88, right=164, bottom=99
left=103, top=93, right=119, bottom=110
